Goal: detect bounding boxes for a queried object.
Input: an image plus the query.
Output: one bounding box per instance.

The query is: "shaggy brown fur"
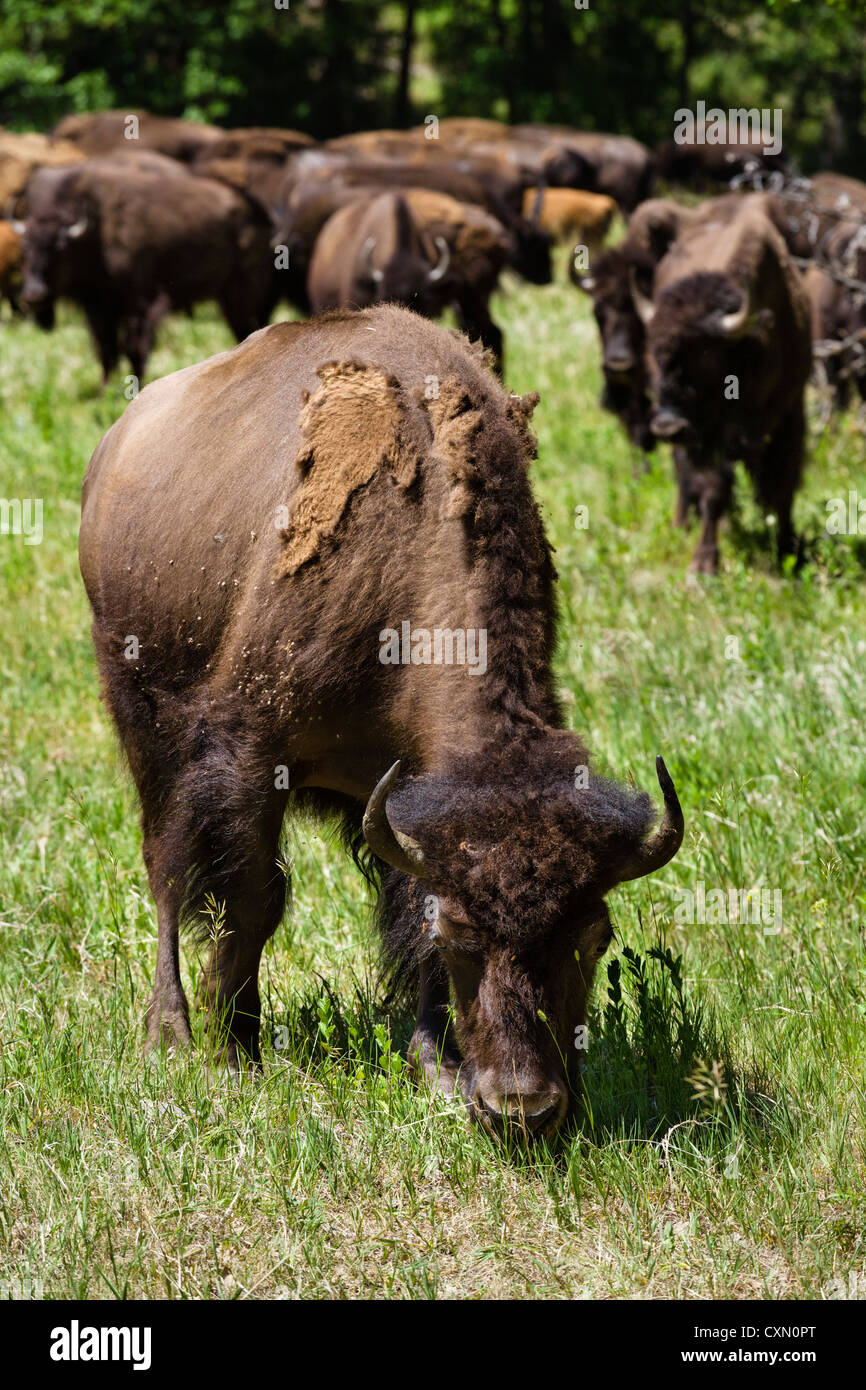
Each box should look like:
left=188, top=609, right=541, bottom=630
left=80, top=305, right=679, bottom=1137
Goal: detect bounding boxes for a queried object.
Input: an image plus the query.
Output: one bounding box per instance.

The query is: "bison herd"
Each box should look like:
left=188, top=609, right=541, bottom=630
left=6, top=107, right=866, bottom=1137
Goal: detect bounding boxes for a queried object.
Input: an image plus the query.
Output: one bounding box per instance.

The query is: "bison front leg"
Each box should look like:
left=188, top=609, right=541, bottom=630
left=82, top=298, right=120, bottom=387
left=196, top=798, right=289, bottom=1069
left=688, top=464, right=734, bottom=576
left=672, top=446, right=700, bottom=528
left=408, top=954, right=462, bottom=1098
left=145, top=881, right=193, bottom=1055
left=454, top=291, right=504, bottom=376
left=122, top=294, right=169, bottom=384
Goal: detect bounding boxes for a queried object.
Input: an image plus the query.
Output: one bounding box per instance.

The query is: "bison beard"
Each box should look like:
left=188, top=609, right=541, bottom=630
left=79, top=306, right=683, bottom=1139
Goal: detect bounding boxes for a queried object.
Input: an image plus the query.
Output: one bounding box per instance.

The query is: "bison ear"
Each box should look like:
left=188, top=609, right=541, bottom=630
left=509, top=390, right=540, bottom=423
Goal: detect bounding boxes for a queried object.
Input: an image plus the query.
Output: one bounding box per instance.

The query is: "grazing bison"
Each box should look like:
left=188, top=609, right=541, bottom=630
left=191, top=129, right=314, bottom=213
left=799, top=262, right=859, bottom=413
left=79, top=305, right=684, bottom=1137
left=21, top=160, right=274, bottom=383
left=632, top=195, right=811, bottom=573
left=656, top=136, right=786, bottom=191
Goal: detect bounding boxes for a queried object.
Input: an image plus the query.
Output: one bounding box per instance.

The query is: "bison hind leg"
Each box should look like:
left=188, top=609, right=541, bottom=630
left=749, top=402, right=805, bottom=566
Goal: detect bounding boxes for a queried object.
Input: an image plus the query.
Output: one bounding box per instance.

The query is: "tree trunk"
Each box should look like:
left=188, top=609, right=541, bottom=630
left=395, top=0, right=418, bottom=128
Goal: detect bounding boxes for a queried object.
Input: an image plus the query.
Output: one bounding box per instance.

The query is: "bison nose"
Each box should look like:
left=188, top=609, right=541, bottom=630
left=475, top=1082, right=567, bottom=1137
left=605, top=352, right=636, bottom=374
left=651, top=408, right=689, bottom=439
left=22, top=278, right=49, bottom=307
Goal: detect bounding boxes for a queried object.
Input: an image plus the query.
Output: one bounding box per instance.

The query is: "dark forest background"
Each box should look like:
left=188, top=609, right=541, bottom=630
left=1, top=0, right=863, bottom=173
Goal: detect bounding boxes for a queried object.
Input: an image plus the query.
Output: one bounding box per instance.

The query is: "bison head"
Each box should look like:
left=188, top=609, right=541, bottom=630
left=574, top=247, right=656, bottom=451
left=363, top=740, right=683, bottom=1138
left=355, top=195, right=453, bottom=316
left=20, top=172, right=94, bottom=311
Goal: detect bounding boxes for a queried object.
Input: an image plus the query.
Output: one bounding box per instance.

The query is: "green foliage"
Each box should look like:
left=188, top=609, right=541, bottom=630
left=0, top=2, right=863, bottom=171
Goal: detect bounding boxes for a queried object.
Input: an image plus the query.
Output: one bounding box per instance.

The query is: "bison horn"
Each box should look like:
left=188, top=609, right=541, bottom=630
left=618, top=756, right=684, bottom=882
left=428, top=235, right=451, bottom=283
left=628, top=267, right=656, bottom=326
left=67, top=216, right=89, bottom=240
left=717, top=291, right=752, bottom=337
left=361, top=237, right=385, bottom=284
left=362, top=761, right=429, bottom=878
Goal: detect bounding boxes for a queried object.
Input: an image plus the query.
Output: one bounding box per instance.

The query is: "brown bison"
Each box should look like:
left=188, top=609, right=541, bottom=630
left=282, top=154, right=552, bottom=287
left=572, top=198, right=701, bottom=453
left=191, top=128, right=315, bottom=214
left=307, top=188, right=513, bottom=370
left=632, top=195, right=811, bottom=573
left=513, top=127, right=656, bottom=212
left=307, top=190, right=453, bottom=317
left=0, top=128, right=84, bottom=216
left=79, top=305, right=684, bottom=1137
left=523, top=187, right=616, bottom=257
left=21, top=159, right=274, bottom=383
left=51, top=110, right=222, bottom=163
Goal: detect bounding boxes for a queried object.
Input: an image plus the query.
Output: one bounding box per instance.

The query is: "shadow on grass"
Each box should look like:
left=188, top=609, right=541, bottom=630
left=263, top=937, right=775, bottom=1165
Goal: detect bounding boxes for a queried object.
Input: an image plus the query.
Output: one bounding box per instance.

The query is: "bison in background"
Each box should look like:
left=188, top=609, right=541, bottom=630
left=571, top=198, right=701, bottom=453
left=633, top=195, right=811, bottom=574
left=0, top=128, right=85, bottom=217
left=307, top=189, right=512, bottom=370
left=523, top=187, right=617, bottom=261
left=50, top=110, right=223, bottom=163
left=79, top=304, right=684, bottom=1137
left=21, top=159, right=274, bottom=383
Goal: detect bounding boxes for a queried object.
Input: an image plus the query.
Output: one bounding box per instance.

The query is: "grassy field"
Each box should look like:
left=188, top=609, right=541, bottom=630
left=1, top=277, right=865, bottom=1301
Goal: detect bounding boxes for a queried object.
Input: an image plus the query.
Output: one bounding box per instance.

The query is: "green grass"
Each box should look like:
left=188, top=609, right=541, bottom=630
left=1, top=280, right=865, bottom=1300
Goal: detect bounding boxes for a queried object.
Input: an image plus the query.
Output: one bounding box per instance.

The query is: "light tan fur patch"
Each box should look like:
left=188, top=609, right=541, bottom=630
left=280, top=361, right=424, bottom=573
left=424, top=381, right=486, bottom=519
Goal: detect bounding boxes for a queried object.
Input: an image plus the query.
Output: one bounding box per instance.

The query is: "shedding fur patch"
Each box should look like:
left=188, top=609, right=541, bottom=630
left=280, top=360, right=424, bottom=572
left=424, top=380, right=487, bottom=519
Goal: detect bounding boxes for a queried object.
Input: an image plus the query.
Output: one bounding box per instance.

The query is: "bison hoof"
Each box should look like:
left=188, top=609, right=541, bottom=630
left=688, top=550, right=719, bottom=577
left=407, top=1029, right=462, bottom=1099
left=144, top=1009, right=192, bottom=1057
